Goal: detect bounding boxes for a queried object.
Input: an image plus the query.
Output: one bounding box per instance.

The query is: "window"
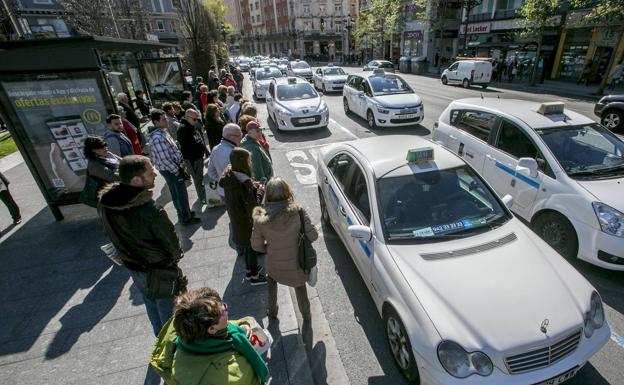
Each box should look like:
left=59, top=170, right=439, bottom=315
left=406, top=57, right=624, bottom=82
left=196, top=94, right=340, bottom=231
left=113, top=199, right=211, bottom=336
left=170, top=21, right=177, bottom=32
left=155, top=20, right=165, bottom=32
left=453, top=110, right=497, bottom=142
left=335, top=4, right=342, bottom=13
left=303, top=5, right=310, bottom=14
left=269, top=83, right=275, bottom=97
left=252, top=15, right=255, bottom=23
left=362, top=80, right=372, bottom=96
left=497, top=120, right=553, bottom=177
left=347, top=75, right=362, bottom=89
left=172, top=0, right=180, bottom=9
left=346, top=165, right=371, bottom=223
left=449, top=62, right=459, bottom=71
left=33, top=0, right=53, bottom=4
left=328, top=153, right=354, bottom=190
left=255, top=1, right=259, bottom=10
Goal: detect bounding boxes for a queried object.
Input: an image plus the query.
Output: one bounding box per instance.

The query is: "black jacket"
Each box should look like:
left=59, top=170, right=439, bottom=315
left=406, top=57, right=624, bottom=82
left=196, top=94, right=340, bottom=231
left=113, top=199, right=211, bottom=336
left=176, top=118, right=206, bottom=161
left=204, top=117, right=225, bottom=150
left=98, top=183, right=182, bottom=271
left=219, top=169, right=260, bottom=246
left=136, top=97, right=152, bottom=116
left=119, top=101, right=141, bottom=130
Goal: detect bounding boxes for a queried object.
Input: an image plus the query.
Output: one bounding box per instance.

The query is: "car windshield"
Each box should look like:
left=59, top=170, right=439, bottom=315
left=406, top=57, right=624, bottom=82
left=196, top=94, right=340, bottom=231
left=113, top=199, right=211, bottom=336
left=292, top=62, right=310, bottom=69
left=379, top=62, right=394, bottom=68
left=378, top=166, right=510, bottom=243
left=277, top=83, right=318, bottom=101
left=278, top=59, right=289, bottom=65
left=324, top=67, right=346, bottom=75
left=369, top=75, right=413, bottom=95
left=256, top=69, right=282, bottom=80
left=536, top=123, right=624, bottom=178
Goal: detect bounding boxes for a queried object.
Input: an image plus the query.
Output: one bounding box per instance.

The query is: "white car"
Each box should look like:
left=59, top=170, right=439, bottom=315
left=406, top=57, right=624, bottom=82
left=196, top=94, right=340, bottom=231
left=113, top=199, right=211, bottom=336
left=343, top=69, right=423, bottom=129
left=252, top=66, right=282, bottom=99
left=317, top=134, right=610, bottom=385
left=152, top=83, right=179, bottom=94
left=433, top=98, right=624, bottom=270
left=441, top=60, right=492, bottom=89
left=287, top=60, right=313, bottom=82
left=363, top=59, right=396, bottom=73
left=266, top=76, right=329, bottom=131
left=313, top=66, right=349, bottom=92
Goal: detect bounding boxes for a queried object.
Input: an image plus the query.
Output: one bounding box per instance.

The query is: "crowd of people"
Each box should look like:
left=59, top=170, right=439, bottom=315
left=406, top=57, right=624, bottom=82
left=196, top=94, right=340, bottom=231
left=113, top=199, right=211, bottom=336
left=86, top=66, right=315, bottom=385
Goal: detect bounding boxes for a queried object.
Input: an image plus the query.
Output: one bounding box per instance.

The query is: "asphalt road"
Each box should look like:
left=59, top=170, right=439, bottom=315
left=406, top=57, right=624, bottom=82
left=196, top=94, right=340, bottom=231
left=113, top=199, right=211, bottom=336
left=239, top=70, right=624, bottom=385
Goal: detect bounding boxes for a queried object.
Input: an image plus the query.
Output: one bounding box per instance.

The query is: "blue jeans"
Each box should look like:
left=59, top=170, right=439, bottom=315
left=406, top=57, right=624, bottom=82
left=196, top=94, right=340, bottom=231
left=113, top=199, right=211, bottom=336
left=129, top=269, right=174, bottom=336
left=160, top=170, right=192, bottom=223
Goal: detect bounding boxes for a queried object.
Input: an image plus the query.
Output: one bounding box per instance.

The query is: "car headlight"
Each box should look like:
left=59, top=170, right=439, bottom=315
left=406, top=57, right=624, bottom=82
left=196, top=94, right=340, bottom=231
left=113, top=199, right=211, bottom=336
left=584, top=291, right=605, bottom=338
left=592, top=202, right=624, bottom=237
left=318, top=103, right=328, bottom=113
left=437, top=341, right=493, bottom=378
left=373, top=103, right=389, bottom=114
left=277, top=108, right=292, bottom=117
left=255, top=83, right=263, bottom=88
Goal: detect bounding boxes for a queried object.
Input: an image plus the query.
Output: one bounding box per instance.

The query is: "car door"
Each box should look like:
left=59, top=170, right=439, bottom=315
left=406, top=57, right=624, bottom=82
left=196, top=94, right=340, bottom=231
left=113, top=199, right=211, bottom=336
left=266, top=82, right=275, bottom=117
left=324, top=153, right=356, bottom=245
left=347, top=76, right=363, bottom=117
left=358, top=79, right=373, bottom=117
left=450, top=109, right=497, bottom=173
left=484, top=120, right=547, bottom=218
left=314, top=68, right=323, bottom=88
left=447, top=62, right=460, bottom=82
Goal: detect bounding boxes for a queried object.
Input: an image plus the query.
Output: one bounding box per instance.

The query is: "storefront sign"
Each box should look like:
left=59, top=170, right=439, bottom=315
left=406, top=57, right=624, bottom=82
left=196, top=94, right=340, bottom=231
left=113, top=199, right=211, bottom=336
left=404, top=30, right=423, bottom=40
left=460, top=23, right=491, bottom=35
left=0, top=73, right=109, bottom=200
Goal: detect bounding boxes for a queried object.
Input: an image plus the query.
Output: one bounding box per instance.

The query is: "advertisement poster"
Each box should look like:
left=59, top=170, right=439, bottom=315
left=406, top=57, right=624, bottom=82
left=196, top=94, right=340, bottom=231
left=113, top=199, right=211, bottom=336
left=140, top=58, right=185, bottom=107
left=1, top=74, right=109, bottom=200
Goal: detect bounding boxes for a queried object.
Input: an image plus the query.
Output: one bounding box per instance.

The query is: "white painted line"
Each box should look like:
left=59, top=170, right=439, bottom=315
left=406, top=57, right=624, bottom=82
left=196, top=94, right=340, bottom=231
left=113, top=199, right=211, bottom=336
left=328, top=118, right=359, bottom=140
left=611, top=331, right=624, bottom=349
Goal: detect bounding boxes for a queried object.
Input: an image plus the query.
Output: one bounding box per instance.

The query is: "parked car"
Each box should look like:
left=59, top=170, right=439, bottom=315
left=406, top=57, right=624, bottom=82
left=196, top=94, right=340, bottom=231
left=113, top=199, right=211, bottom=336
left=252, top=66, right=283, bottom=99
left=363, top=60, right=395, bottom=73
left=317, top=134, right=610, bottom=384
left=433, top=98, right=624, bottom=270
left=441, top=60, right=492, bottom=89
left=287, top=60, right=313, bottom=82
left=152, top=83, right=179, bottom=95
left=313, top=66, right=349, bottom=92
left=343, top=69, right=423, bottom=129
left=594, top=94, right=624, bottom=131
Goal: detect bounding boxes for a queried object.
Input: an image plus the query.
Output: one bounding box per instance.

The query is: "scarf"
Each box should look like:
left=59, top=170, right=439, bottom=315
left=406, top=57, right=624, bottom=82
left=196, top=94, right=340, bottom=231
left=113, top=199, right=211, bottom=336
left=175, top=322, right=269, bottom=384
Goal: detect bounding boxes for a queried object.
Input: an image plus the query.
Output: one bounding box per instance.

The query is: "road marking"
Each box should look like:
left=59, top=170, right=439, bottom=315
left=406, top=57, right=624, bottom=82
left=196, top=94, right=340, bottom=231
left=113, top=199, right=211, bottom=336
left=611, top=331, right=624, bottom=349
left=329, top=118, right=359, bottom=139
left=285, top=150, right=317, bottom=185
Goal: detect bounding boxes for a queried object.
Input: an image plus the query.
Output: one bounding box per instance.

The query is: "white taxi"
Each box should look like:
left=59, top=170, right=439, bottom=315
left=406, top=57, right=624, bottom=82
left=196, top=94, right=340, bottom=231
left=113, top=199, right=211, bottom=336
left=252, top=66, right=282, bottom=99
left=343, top=69, right=423, bottom=129
left=266, top=76, right=329, bottom=131
left=317, top=135, right=609, bottom=385
left=313, top=65, right=349, bottom=92
left=433, top=98, right=624, bottom=270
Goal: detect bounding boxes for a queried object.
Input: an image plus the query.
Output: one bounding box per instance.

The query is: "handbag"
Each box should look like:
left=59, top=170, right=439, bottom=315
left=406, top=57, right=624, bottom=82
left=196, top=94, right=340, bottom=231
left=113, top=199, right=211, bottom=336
left=147, top=265, right=187, bottom=299
left=297, top=208, right=317, bottom=273
left=79, top=175, right=100, bottom=208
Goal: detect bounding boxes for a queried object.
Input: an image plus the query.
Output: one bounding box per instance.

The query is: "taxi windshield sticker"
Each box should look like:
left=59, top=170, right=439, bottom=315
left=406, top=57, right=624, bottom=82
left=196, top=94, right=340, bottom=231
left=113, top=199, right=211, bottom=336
left=413, top=227, right=435, bottom=237
left=431, top=221, right=465, bottom=234
left=461, top=218, right=487, bottom=228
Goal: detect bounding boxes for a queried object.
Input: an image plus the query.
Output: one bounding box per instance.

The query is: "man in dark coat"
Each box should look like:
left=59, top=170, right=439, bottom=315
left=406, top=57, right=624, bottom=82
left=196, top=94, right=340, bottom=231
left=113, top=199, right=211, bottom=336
left=98, top=155, right=186, bottom=336
left=0, top=171, right=21, bottom=225
left=177, top=109, right=207, bottom=204
left=117, top=92, right=141, bottom=130
left=135, top=90, right=152, bottom=117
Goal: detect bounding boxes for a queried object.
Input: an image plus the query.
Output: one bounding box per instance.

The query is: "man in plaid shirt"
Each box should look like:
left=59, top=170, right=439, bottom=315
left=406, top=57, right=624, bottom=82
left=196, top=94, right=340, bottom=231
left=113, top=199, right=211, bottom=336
left=148, top=109, right=200, bottom=225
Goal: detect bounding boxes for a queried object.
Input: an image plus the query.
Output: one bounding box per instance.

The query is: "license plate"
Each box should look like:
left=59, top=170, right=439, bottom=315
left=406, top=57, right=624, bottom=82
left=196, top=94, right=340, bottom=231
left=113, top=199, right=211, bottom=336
left=299, top=117, right=316, bottom=123
left=398, top=113, right=418, bottom=119
left=533, top=366, right=579, bottom=385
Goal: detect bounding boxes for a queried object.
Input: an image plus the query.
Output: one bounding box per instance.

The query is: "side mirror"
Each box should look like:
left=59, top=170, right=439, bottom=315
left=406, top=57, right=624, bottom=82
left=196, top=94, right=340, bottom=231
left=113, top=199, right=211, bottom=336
left=516, top=157, right=538, bottom=178
left=501, top=194, right=513, bottom=209
left=348, top=225, right=372, bottom=241
left=266, top=96, right=273, bottom=102
left=319, top=91, right=324, bottom=96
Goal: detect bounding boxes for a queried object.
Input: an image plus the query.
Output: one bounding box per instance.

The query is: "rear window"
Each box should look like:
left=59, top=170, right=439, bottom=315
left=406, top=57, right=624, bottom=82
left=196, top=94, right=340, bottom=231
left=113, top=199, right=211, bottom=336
left=451, top=110, right=497, bottom=142
left=379, top=62, right=394, bottom=68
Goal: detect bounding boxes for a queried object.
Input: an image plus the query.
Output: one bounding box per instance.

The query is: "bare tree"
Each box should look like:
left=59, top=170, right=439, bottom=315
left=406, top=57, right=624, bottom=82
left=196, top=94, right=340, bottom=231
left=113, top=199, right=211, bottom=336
left=56, top=0, right=115, bottom=37
left=116, top=0, right=150, bottom=40
left=177, top=0, right=220, bottom=80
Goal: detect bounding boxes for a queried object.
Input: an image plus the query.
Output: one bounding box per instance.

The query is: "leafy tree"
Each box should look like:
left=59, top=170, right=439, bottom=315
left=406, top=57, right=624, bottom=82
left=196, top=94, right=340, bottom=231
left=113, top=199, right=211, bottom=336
left=519, top=0, right=562, bottom=85
left=461, top=0, right=483, bottom=54
left=354, top=0, right=404, bottom=60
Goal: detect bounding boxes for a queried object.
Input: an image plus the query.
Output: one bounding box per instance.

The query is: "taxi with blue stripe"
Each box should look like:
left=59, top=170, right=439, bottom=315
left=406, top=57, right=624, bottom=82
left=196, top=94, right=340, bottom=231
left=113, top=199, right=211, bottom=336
left=433, top=98, right=624, bottom=271
left=316, top=135, right=610, bottom=385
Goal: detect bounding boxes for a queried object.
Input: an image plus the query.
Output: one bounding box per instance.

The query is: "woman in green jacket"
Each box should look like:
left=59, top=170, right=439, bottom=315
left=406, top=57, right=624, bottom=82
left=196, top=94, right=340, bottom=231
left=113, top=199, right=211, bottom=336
left=151, top=287, right=269, bottom=385
left=240, top=121, right=273, bottom=184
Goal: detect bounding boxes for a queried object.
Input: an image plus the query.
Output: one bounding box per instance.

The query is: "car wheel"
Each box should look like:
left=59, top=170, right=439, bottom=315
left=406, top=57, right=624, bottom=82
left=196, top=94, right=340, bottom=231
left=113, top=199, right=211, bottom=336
left=384, top=307, right=420, bottom=382
left=318, top=187, right=334, bottom=231
left=601, top=110, right=623, bottom=131
left=441, top=76, right=448, bottom=85
left=343, top=97, right=350, bottom=114
left=462, top=78, right=470, bottom=88
left=481, top=84, right=488, bottom=89
left=532, top=212, right=578, bottom=259
left=322, top=83, right=327, bottom=93
left=367, top=109, right=377, bottom=129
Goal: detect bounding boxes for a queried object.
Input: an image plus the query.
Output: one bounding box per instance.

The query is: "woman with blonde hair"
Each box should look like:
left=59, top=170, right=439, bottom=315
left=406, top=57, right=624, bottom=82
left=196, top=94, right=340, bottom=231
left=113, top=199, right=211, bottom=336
left=226, top=86, right=236, bottom=108
left=251, top=177, right=318, bottom=320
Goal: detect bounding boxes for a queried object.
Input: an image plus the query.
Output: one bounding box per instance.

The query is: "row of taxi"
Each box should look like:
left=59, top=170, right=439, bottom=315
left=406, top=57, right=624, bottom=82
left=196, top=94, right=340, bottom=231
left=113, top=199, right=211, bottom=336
left=247, top=63, right=619, bottom=384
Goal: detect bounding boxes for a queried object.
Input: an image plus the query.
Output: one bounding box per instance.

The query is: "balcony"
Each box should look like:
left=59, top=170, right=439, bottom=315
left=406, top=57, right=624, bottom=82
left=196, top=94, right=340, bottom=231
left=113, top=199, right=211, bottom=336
left=493, top=9, right=520, bottom=20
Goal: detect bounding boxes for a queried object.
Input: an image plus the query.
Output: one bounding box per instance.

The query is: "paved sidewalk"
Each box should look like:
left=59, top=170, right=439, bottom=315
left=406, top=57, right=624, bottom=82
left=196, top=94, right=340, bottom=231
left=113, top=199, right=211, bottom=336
left=0, top=158, right=314, bottom=385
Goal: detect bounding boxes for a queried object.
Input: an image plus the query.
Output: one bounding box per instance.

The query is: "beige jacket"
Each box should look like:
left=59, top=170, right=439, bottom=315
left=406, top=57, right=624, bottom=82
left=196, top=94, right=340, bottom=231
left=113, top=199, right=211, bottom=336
left=251, top=202, right=318, bottom=287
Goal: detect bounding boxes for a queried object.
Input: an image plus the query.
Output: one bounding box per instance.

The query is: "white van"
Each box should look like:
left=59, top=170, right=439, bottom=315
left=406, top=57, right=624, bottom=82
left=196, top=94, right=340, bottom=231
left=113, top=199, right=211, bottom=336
left=441, top=60, right=492, bottom=89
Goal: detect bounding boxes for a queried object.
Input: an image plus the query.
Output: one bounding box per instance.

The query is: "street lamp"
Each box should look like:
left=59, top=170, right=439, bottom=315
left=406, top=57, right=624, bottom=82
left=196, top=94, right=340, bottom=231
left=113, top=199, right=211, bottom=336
left=343, top=15, right=354, bottom=64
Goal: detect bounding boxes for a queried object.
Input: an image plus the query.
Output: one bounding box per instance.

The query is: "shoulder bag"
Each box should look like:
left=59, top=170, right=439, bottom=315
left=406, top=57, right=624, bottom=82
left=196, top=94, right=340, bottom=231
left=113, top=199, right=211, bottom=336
left=147, top=265, right=187, bottom=299
left=297, top=208, right=317, bottom=273
left=79, top=172, right=101, bottom=208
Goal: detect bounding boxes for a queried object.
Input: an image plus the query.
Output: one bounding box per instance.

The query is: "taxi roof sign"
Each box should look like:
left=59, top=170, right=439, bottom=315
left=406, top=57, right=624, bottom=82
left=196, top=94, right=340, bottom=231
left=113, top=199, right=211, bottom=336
left=287, top=77, right=297, bottom=84
left=537, top=102, right=565, bottom=115
left=407, top=147, right=434, bottom=163
left=373, top=68, right=386, bottom=75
